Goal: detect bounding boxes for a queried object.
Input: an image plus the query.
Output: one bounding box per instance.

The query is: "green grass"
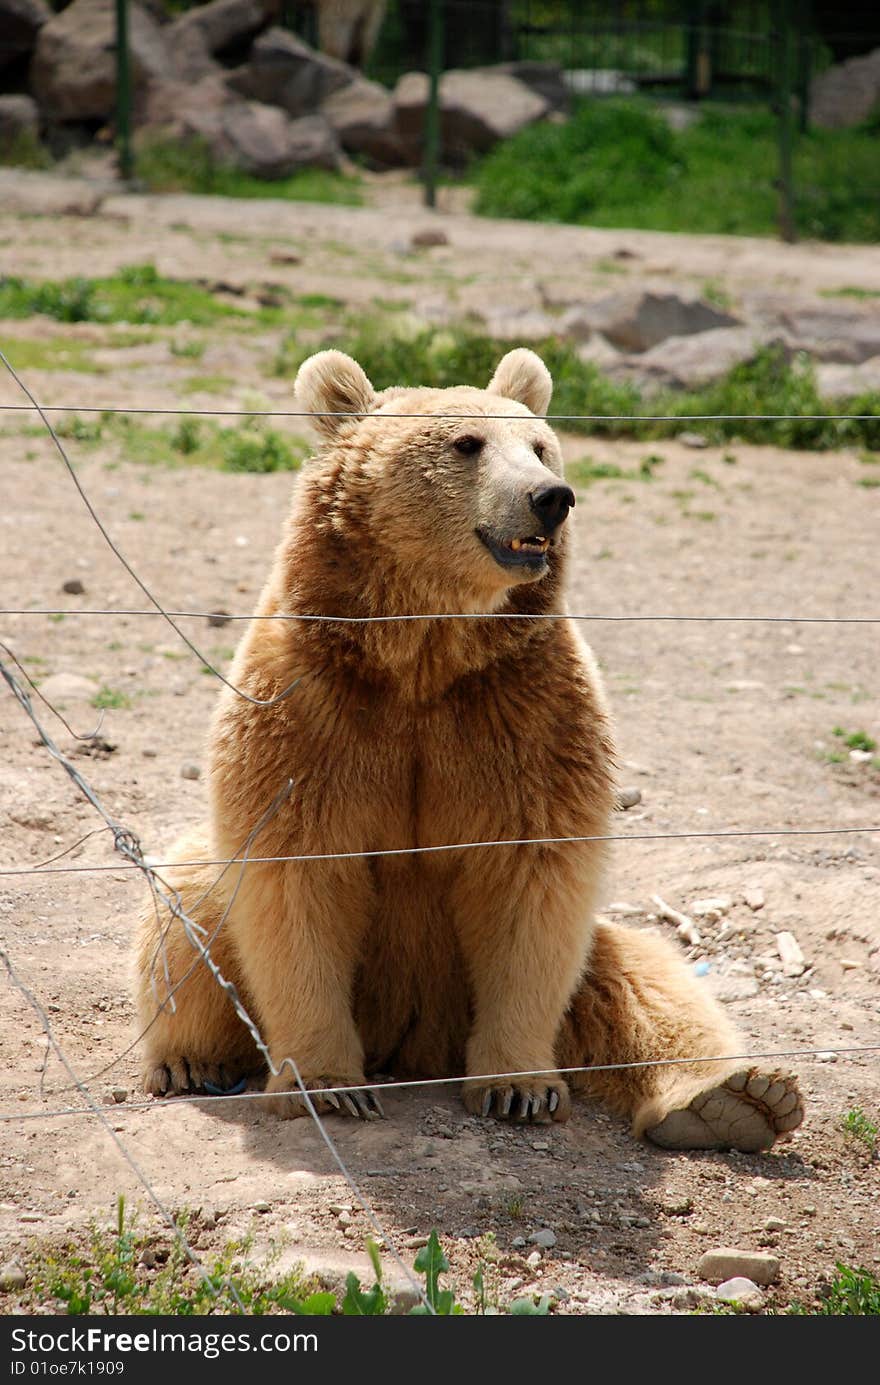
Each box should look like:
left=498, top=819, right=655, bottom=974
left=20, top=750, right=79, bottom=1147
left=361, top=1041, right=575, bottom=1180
left=788, top=1265, right=880, bottom=1315
left=0, top=263, right=250, bottom=328
left=0, top=129, right=51, bottom=171
left=832, top=727, right=877, bottom=752
left=55, top=410, right=309, bottom=473
left=473, top=101, right=880, bottom=243
left=0, top=336, right=105, bottom=374
left=840, top=1107, right=878, bottom=1154
left=91, top=686, right=131, bottom=710
left=275, top=316, right=880, bottom=450
left=136, top=136, right=363, bottom=205
left=179, top=373, right=235, bottom=395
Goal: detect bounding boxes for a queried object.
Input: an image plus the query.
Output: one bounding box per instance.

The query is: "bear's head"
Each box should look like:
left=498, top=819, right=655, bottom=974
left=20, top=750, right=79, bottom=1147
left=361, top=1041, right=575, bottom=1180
left=294, top=347, right=573, bottom=612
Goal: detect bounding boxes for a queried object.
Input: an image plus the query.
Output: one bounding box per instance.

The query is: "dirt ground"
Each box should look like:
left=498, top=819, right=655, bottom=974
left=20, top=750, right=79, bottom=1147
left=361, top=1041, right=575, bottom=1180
left=0, top=184, right=878, bottom=1316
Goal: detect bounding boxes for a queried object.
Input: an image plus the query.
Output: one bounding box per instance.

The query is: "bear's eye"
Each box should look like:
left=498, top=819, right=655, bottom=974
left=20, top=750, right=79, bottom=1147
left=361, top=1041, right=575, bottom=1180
left=453, top=434, right=483, bottom=456
left=533, top=441, right=545, bottom=460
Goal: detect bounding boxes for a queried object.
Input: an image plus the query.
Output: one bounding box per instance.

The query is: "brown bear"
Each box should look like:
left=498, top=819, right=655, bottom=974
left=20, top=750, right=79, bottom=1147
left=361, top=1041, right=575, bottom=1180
left=134, top=347, right=803, bottom=1151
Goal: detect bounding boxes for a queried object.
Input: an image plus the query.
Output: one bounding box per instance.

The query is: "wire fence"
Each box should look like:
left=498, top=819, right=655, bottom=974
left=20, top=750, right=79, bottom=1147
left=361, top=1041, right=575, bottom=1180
left=1, top=343, right=879, bottom=1312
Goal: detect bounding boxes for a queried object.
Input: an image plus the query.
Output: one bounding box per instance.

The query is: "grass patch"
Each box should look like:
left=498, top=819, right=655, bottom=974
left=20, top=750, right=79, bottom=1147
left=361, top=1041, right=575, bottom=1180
left=179, top=373, right=235, bottom=395
left=840, top=1107, right=878, bottom=1155
left=0, top=263, right=250, bottom=327
left=91, top=686, right=131, bottom=710
left=832, top=727, right=877, bottom=752
left=0, top=336, right=105, bottom=374
left=0, top=130, right=51, bottom=171
left=788, top=1265, right=880, bottom=1315
left=821, top=287, right=880, bottom=300
left=55, top=411, right=309, bottom=473
left=136, top=136, right=362, bottom=206
left=275, top=316, right=880, bottom=450
left=473, top=100, right=880, bottom=243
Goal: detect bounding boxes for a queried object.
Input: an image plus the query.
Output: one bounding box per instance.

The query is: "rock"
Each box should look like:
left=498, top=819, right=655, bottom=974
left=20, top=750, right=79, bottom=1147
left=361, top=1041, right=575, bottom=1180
left=0, top=167, right=107, bottom=215
left=615, top=787, right=642, bottom=810
left=111, top=1088, right=127, bottom=1103
left=180, top=762, right=201, bottom=781
left=168, top=0, right=277, bottom=60
left=678, top=431, right=708, bottom=449
left=528, top=1227, right=557, bottom=1249
left=816, top=357, right=880, bottom=398
left=779, top=307, right=880, bottom=365
left=744, top=887, right=765, bottom=912
left=476, top=305, right=558, bottom=342
left=775, top=930, right=806, bottom=977
left=207, top=610, right=232, bottom=627
left=31, top=0, right=169, bottom=122
left=38, top=672, right=100, bottom=702
left=228, top=27, right=354, bottom=116
left=0, top=94, right=40, bottom=152
left=321, top=77, right=406, bottom=166
left=525, top=1250, right=542, bottom=1268
left=252, top=1200, right=271, bottom=1213
left=764, top=1217, right=786, bottom=1232
left=716, top=1276, right=764, bottom=1310
left=560, top=306, right=593, bottom=343
left=581, top=290, right=739, bottom=354
left=0, top=0, right=50, bottom=74
left=697, top=1247, right=780, bottom=1286
left=473, top=60, right=568, bottom=112
left=393, top=68, right=548, bottom=164
left=315, top=0, right=385, bottom=67
left=61, top=577, right=85, bottom=595
left=625, top=327, right=786, bottom=389
left=0, top=1262, right=26, bottom=1292
left=810, top=47, right=880, bottom=129
left=410, top=227, right=449, bottom=249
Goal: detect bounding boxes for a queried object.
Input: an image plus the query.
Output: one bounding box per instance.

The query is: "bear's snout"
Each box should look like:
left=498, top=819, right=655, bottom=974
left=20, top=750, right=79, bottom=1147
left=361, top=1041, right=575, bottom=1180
left=529, top=483, right=575, bottom=533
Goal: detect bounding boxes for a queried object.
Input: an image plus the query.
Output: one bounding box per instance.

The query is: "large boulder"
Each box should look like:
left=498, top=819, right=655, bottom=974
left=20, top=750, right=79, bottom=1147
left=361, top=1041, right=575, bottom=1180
left=617, top=326, right=791, bottom=389
left=315, top=0, right=386, bottom=69
left=777, top=306, right=880, bottom=363
left=810, top=47, right=880, bottom=128
left=227, top=26, right=355, bottom=115
left=30, top=0, right=169, bottom=122
left=142, top=75, right=341, bottom=178
left=580, top=290, right=740, bottom=354
left=473, top=61, right=568, bottom=112
left=393, top=68, right=549, bottom=164
left=320, top=77, right=406, bottom=165
left=0, top=0, right=50, bottom=74
left=0, top=93, right=40, bottom=151
left=167, top=0, right=279, bottom=59
left=816, top=356, right=880, bottom=397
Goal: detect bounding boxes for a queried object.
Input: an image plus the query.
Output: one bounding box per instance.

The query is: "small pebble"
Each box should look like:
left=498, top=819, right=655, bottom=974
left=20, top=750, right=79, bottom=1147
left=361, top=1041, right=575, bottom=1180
left=180, top=763, right=201, bottom=781
left=62, top=578, right=85, bottom=595
left=0, top=1263, right=27, bottom=1291
left=698, top=1247, right=780, bottom=1286
left=410, top=228, right=449, bottom=248
left=528, top=1228, right=557, bottom=1250
left=253, top=1201, right=271, bottom=1214
left=525, top=1250, right=542, bottom=1268
left=678, top=431, right=708, bottom=448
left=207, top=610, right=232, bottom=628
left=716, top=1276, right=764, bottom=1310
left=111, top=1088, right=127, bottom=1104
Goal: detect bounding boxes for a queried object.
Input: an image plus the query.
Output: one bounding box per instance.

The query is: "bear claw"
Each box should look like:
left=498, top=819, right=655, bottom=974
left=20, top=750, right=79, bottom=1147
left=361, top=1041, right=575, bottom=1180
left=264, top=1076, right=385, bottom=1121
left=644, top=1068, right=804, bottom=1153
left=465, top=1079, right=571, bottom=1124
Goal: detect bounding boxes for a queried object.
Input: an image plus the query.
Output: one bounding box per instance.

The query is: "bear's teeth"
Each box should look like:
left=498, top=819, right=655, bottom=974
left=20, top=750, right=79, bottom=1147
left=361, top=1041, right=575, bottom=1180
left=510, top=538, right=522, bottom=551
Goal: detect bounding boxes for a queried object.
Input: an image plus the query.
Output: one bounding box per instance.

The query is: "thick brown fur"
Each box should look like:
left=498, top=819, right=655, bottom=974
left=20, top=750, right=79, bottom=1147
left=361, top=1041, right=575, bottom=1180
left=134, top=349, right=802, bottom=1145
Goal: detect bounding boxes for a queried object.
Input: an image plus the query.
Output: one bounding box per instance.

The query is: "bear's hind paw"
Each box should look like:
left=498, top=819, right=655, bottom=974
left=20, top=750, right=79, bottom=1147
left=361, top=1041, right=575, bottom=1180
left=144, top=1057, right=244, bottom=1097
left=644, top=1068, right=804, bottom=1153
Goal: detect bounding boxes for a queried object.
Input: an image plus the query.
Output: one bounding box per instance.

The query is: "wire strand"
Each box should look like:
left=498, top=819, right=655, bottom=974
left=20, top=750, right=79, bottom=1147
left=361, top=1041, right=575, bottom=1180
left=1, top=402, right=879, bottom=422
left=2, top=607, right=878, bottom=626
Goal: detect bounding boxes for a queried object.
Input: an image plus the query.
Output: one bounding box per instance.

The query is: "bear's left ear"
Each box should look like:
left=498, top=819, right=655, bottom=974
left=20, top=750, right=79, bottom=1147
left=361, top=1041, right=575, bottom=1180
left=487, top=348, right=553, bottom=417
left=295, top=350, right=376, bottom=438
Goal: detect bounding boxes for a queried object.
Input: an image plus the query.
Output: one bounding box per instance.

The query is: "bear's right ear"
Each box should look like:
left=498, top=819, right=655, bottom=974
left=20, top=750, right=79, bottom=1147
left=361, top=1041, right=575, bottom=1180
left=295, top=350, right=376, bottom=438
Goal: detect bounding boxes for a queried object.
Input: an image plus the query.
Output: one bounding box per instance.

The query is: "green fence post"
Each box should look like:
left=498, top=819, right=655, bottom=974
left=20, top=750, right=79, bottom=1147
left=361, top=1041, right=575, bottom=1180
left=115, top=0, right=133, bottom=181
left=777, top=0, right=796, bottom=242
left=423, top=0, right=443, bottom=209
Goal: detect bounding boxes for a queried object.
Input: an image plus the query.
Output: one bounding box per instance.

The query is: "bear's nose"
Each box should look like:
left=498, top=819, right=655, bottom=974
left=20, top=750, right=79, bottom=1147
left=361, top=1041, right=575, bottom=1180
left=528, top=482, right=575, bottom=531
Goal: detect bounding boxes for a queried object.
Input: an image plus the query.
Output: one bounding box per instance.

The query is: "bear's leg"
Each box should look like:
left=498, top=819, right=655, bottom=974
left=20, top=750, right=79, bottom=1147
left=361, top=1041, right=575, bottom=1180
left=228, top=858, right=383, bottom=1120
left=134, top=831, right=263, bottom=1096
left=556, top=921, right=804, bottom=1152
left=451, top=849, right=598, bottom=1124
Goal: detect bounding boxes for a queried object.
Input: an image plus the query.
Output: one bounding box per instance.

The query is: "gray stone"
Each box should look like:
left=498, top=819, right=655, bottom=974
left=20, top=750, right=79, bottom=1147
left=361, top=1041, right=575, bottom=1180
left=776, top=930, right=806, bottom=977
left=394, top=68, right=548, bottom=164
left=30, top=0, right=169, bottom=122
left=473, top=61, right=568, bottom=112
left=810, top=47, right=880, bottom=129
left=779, top=307, right=880, bottom=364
left=0, top=167, right=109, bottom=213
left=180, top=762, right=201, bottom=781
left=583, top=290, right=740, bottom=354
left=228, top=27, right=355, bottom=117
left=528, top=1227, right=557, bottom=1249
left=476, top=304, right=557, bottom=342
left=61, top=577, right=85, bottom=595
left=0, top=94, right=39, bottom=150
left=168, top=0, right=277, bottom=60
left=321, top=78, right=406, bottom=166
left=625, top=327, right=786, bottom=389
left=716, top=1276, right=764, bottom=1310
left=816, top=356, right=880, bottom=398
left=0, top=0, right=50, bottom=73
left=698, top=1247, right=780, bottom=1286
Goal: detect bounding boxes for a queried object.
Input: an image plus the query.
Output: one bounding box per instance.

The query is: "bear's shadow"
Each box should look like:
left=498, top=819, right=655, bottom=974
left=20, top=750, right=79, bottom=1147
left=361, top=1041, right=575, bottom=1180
left=196, top=1085, right=811, bottom=1287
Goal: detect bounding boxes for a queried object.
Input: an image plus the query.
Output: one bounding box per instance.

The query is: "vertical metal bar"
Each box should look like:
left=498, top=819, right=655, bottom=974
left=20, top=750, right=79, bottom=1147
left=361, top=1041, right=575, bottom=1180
left=115, top=0, right=133, bottom=182
left=777, top=0, right=796, bottom=242
left=423, top=0, right=443, bottom=209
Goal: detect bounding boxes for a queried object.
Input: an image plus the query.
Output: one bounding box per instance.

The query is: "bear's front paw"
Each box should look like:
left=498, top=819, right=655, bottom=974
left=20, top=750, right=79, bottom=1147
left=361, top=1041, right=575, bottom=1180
left=462, top=1077, right=571, bottom=1124
left=263, top=1071, right=385, bottom=1121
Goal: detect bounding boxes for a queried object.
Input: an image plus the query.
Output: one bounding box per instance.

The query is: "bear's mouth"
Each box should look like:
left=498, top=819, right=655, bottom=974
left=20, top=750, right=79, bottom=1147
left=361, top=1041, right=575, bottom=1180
left=476, top=528, right=551, bottom=571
